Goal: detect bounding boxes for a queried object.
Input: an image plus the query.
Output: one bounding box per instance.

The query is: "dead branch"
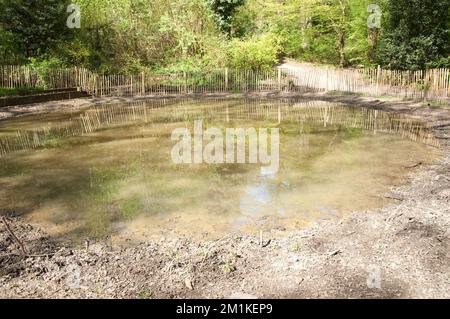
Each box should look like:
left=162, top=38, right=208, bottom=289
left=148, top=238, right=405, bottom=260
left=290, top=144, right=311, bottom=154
left=1, top=216, right=28, bottom=256
left=404, top=162, right=423, bottom=169
left=384, top=195, right=404, bottom=201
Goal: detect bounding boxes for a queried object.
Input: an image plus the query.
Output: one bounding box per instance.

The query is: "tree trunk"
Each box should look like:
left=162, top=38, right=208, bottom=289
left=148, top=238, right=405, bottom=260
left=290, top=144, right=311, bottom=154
left=368, top=28, right=379, bottom=63
left=338, top=31, right=345, bottom=68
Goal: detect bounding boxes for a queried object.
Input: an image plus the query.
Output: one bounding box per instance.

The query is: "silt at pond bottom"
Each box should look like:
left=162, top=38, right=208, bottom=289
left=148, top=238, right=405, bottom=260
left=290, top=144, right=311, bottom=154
left=0, top=98, right=440, bottom=244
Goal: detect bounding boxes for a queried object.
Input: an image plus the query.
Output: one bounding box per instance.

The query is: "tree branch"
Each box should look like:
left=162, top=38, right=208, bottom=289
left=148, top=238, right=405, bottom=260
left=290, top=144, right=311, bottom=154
left=1, top=216, right=28, bottom=256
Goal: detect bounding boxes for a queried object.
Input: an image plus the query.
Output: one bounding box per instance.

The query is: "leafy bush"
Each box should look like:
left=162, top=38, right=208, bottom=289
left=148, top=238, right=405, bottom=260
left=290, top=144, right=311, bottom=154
left=426, top=57, right=450, bottom=69
left=226, top=33, right=283, bottom=70
left=52, top=39, right=92, bottom=69
left=377, top=0, right=450, bottom=70
left=0, top=87, right=46, bottom=97
left=156, top=38, right=228, bottom=73
left=378, top=34, right=445, bottom=70
left=27, top=57, right=64, bottom=88
left=28, top=57, right=64, bottom=69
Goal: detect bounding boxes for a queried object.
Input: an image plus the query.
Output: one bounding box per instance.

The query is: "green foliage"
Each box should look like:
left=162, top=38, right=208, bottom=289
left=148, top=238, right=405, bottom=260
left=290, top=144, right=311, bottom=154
left=0, top=0, right=71, bottom=58
left=229, top=0, right=259, bottom=38
left=303, top=33, right=341, bottom=65
left=27, top=57, right=64, bottom=88
left=344, top=127, right=364, bottom=139
left=70, top=0, right=226, bottom=73
left=0, top=87, right=45, bottom=97
left=51, top=38, right=93, bottom=68
left=0, top=25, right=23, bottom=64
left=227, top=33, right=283, bottom=70
left=137, top=289, right=153, bottom=299
left=426, top=57, right=450, bottom=69
left=0, top=0, right=448, bottom=71
left=158, top=0, right=218, bottom=59
left=119, top=196, right=142, bottom=220
left=378, top=0, right=450, bottom=70
left=207, top=0, right=245, bottom=36
left=346, top=0, right=381, bottom=67
left=28, top=57, right=64, bottom=70
left=222, top=252, right=237, bottom=274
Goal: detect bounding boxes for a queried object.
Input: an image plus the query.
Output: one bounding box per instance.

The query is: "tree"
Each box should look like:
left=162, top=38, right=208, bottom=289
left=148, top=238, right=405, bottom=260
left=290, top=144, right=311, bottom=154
left=207, top=0, right=245, bottom=36
left=346, top=0, right=383, bottom=66
left=0, top=0, right=71, bottom=58
left=378, top=0, right=450, bottom=70
left=159, top=0, right=225, bottom=69
left=315, top=0, right=352, bottom=67
left=0, top=25, right=20, bottom=64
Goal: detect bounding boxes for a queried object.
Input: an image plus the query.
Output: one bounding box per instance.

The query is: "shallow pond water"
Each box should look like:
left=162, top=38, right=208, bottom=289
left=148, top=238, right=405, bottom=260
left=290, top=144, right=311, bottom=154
left=0, top=98, right=441, bottom=243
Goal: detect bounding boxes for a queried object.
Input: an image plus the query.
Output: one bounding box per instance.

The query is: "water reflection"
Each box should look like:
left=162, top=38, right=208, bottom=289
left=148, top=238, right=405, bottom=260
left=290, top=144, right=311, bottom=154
left=0, top=98, right=439, bottom=157
left=0, top=98, right=441, bottom=242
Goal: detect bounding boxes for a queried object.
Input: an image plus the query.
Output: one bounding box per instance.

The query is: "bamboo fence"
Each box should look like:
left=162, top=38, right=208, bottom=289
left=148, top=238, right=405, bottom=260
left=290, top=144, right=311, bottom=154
left=1, top=65, right=449, bottom=103
left=280, top=66, right=450, bottom=102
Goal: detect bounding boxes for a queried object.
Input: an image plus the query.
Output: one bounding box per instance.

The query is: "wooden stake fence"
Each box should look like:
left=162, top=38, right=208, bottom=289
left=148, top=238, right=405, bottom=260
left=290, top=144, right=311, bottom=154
left=0, top=65, right=449, bottom=103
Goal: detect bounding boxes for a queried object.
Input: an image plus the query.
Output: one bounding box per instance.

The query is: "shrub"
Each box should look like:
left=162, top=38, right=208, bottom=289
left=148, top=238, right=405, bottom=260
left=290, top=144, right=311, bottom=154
left=426, top=56, right=450, bottom=69
left=27, top=57, right=64, bottom=88
left=226, top=33, right=284, bottom=70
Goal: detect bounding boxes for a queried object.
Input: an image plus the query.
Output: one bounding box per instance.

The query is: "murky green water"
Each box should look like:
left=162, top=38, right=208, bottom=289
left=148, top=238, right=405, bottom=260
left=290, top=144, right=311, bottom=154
left=0, top=99, right=440, bottom=243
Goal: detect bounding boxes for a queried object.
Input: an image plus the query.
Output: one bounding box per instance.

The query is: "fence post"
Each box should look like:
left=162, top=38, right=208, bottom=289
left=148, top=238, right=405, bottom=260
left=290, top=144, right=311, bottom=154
left=183, top=71, right=187, bottom=94
left=423, top=70, right=429, bottom=102
left=376, top=65, right=381, bottom=96
left=141, top=72, right=145, bottom=96
left=326, top=66, right=329, bottom=91
left=95, top=74, right=99, bottom=97
left=278, top=67, right=282, bottom=91
left=278, top=104, right=281, bottom=124
left=130, top=75, right=133, bottom=96
left=225, top=68, right=229, bottom=92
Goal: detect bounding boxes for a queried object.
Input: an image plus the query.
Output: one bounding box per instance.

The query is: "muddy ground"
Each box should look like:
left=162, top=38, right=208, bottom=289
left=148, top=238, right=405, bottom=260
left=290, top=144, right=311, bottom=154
left=0, top=93, right=449, bottom=299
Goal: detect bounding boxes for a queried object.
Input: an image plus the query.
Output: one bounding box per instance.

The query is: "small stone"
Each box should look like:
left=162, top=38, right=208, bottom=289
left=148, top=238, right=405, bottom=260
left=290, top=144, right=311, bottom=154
left=328, top=249, right=342, bottom=257
left=184, top=278, right=194, bottom=290
left=227, top=292, right=258, bottom=299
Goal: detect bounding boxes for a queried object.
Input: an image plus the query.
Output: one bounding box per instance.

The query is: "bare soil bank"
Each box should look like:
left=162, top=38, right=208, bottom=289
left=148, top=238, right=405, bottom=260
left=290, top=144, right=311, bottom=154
left=0, top=93, right=449, bottom=299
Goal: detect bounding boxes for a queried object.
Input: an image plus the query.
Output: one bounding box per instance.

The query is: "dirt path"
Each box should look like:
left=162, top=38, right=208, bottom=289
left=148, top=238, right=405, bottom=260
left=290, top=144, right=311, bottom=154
left=280, top=60, right=319, bottom=72
left=0, top=95, right=449, bottom=299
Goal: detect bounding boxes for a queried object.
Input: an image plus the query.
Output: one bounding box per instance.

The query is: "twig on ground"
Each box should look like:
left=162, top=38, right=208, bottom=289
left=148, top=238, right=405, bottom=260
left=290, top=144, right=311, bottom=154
left=0, top=252, right=56, bottom=259
left=384, top=194, right=404, bottom=201
left=1, top=216, right=28, bottom=256
left=262, top=239, right=271, bottom=248
left=328, top=249, right=342, bottom=257
left=259, top=230, right=263, bottom=248
left=404, top=162, right=423, bottom=169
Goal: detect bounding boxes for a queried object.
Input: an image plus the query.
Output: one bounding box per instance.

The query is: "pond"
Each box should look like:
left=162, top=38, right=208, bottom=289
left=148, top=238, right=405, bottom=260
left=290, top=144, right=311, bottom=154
left=0, top=98, right=441, bottom=244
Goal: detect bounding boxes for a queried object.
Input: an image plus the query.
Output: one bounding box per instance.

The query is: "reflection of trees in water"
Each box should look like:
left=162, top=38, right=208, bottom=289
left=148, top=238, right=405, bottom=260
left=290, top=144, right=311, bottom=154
left=0, top=99, right=439, bottom=157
